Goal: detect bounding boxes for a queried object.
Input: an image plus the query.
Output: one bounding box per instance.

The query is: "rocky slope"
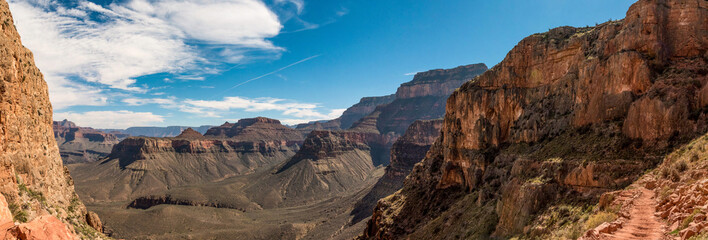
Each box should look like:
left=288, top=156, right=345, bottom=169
left=0, top=0, right=104, bottom=238
left=70, top=117, right=306, bottom=202
left=362, top=0, right=707, bottom=239
left=350, top=119, right=442, bottom=224
left=245, top=115, right=388, bottom=208
left=54, top=119, right=120, bottom=164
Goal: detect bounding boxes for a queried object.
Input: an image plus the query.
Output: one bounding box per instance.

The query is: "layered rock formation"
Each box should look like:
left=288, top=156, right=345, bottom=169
left=350, top=119, right=443, bottom=223
left=246, top=115, right=389, bottom=208
left=0, top=0, right=103, bottom=237
left=205, top=117, right=305, bottom=141
left=362, top=0, right=707, bottom=238
left=53, top=119, right=120, bottom=164
left=296, top=95, right=396, bottom=131
left=376, top=63, right=487, bottom=136
left=70, top=117, right=306, bottom=202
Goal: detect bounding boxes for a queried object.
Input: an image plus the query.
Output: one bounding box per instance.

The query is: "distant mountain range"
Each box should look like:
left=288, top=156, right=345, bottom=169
left=99, top=125, right=213, bottom=138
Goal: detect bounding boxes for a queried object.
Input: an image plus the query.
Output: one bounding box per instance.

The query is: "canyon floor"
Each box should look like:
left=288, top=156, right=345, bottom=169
left=70, top=161, right=385, bottom=239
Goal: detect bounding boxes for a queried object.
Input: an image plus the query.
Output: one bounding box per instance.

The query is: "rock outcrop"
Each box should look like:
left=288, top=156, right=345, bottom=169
left=361, top=0, right=707, bottom=239
left=0, top=0, right=102, bottom=238
left=0, top=194, right=77, bottom=240
left=70, top=117, right=305, bottom=201
left=53, top=119, right=120, bottom=164
left=205, top=117, right=305, bottom=141
left=174, top=128, right=204, bottom=139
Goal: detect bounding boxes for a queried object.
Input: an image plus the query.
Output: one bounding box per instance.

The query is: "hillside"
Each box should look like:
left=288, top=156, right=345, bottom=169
left=361, top=0, right=707, bottom=239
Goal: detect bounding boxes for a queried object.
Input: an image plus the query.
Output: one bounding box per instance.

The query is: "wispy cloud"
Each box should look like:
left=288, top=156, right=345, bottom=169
left=404, top=72, right=420, bottom=76
left=8, top=0, right=285, bottom=108
left=214, top=54, right=320, bottom=97
left=54, top=110, right=165, bottom=129
left=183, top=96, right=341, bottom=120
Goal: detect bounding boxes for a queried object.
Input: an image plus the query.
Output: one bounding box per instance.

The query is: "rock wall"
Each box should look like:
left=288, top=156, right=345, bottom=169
left=0, top=0, right=101, bottom=237
left=362, top=0, right=707, bottom=238
left=396, top=63, right=488, bottom=99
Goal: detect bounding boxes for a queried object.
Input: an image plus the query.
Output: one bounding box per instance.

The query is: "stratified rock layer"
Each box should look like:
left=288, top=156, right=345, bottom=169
left=53, top=119, right=120, bottom=164
left=71, top=118, right=305, bottom=202
left=362, top=0, right=707, bottom=239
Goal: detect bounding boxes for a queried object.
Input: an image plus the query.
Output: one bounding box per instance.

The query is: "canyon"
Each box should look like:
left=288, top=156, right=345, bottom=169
left=361, top=0, right=707, bottom=239
left=0, top=0, right=703, bottom=239
left=67, top=63, right=485, bottom=239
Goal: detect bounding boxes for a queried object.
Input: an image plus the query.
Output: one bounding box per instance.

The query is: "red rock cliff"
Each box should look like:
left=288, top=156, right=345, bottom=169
left=362, top=0, right=707, bottom=238
left=0, top=0, right=101, bottom=238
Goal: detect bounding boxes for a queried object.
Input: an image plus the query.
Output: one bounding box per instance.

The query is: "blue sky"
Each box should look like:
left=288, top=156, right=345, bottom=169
left=8, top=0, right=635, bottom=128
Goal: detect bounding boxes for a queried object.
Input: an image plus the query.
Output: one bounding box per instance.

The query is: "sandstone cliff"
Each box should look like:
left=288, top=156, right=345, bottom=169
left=362, top=0, right=707, bottom=239
left=54, top=119, right=120, bottom=164
left=0, top=0, right=103, bottom=238
left=376, top=63, right=487, bottom=136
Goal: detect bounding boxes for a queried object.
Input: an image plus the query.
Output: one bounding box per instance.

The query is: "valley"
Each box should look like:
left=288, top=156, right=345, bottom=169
left=66, top=64, right=487, bottom=239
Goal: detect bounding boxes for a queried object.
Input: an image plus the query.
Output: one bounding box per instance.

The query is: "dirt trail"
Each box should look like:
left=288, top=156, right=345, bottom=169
left=600, top=188, right=667, bottom=240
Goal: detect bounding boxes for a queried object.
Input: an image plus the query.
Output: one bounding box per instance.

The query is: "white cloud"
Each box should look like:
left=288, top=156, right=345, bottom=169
left=8, top=0, right=284, bottom=107
left=54, top=110, right=165, bottom=129
left=404, top=72, right=419, bottom=76
left=122, top=97, right=177, bottom=107
left=183, top=96, right=344, bottom=121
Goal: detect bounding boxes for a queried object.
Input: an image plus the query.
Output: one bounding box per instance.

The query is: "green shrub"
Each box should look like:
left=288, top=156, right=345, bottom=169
left=583, top=211, right=616, bottom=231
left=8, top=203, right=28, bottom=223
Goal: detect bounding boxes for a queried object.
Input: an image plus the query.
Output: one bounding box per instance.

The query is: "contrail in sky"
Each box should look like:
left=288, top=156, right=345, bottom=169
left=213, top=54, right=321, bottom=98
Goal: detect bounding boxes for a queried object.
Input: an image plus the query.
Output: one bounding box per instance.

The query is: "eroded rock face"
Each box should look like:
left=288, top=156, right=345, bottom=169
left=396, top=64, right=488, bottom=99
left=53, top=119, right=120, bottom=164
left=376, top=64, right=488, bottom=136
left=362, top=0, right=707, bottom=238
left=0, top=0, right=94, bottom=237
left=350, top=119, right=443, bottom=224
